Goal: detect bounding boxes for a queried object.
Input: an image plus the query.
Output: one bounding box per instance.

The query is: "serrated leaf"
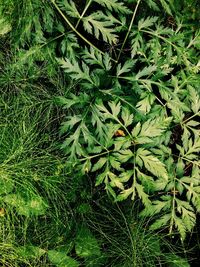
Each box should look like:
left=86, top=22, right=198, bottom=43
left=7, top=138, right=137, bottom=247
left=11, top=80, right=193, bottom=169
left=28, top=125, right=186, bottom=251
left=137, top=170, right=155, bottom=192
left=116, top=60, right=136, bottom=76
left=94, top=0, right=131, bottom=14
left=116, top=149, right=133, bottom=163
left=136, top=93, right=155, bottom=114
left=57, top=58, right=95, bottom=85
left=108, top=101, right=121, bottom=117
left=109, top=172, right=124, bottom=190
left=121, top=107, right=134, bottom=126
left=92, top=157, right=107, bottom=172
left=135, top=183, right=151, bottom=206
left=133, top=117, right=171, bottom=144
left=83, top=47, right=111, bottom=71
left=116, top=187, right=133, bottom=201
left=54, top=96, right=69, bottom=106
left=109, top=156, right=123, bottom=171
left=83, top=11, right=118, bottom=44
left=150, top=214, right=171, bottom=230
left=135, top=65, right=157, bottom=80
left=58, top=0, right=80, bottom=19
left=131, top=32, right=143, bottom=58
left=138, top=16, right=158, bottom=30
left=174, top=216, right=186, bottom=240
left=159, top=0, right=172, bottom=15
left=136, top=148, right=168, bottom=179
left=131, top=122, right=141, bottom=137
left=140, top=198, right=170, bottom=217
left=188, top=86, right=200, bottom=114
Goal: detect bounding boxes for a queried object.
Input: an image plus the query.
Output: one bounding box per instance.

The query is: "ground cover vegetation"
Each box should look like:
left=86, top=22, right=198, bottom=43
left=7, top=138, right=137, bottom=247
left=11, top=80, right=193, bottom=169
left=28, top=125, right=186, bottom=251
left=0, top=0, right=200, bottom=266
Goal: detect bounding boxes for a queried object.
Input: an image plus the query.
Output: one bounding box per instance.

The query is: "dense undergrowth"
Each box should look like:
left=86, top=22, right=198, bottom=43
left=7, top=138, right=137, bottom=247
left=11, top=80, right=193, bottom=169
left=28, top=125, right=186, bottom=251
left=0, top=0, right=200, bottom=266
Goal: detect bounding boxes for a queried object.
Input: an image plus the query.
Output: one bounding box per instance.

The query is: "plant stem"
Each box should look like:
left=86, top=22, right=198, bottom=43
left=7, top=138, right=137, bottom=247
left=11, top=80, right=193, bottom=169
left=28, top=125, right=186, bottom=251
left=75, top=0, right=93, bottom=28
left=117, top=0, right=141, bottom=62
left=169, top=183, right=176, bottom=235
left=79, top=150, right=113, bottom=162
left=50, top=0, right=117, bottom=63
left=50, top=0, right=104, bottom=56
left=182, top=111, right=200, bottom=125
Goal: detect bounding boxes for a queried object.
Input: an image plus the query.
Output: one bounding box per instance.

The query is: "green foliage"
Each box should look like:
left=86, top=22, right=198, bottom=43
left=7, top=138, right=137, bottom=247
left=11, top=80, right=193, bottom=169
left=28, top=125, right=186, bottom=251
left=16, top=245, right=46, bottom=261
left=48, top=250, right=79, bottom=267
left=54, top=0, right=200, bottom=241
left=75, top=225, right=101, bottom=258
left=0, top=17, right=11, bottom=35
left=0, top=0, right=199, bottom=265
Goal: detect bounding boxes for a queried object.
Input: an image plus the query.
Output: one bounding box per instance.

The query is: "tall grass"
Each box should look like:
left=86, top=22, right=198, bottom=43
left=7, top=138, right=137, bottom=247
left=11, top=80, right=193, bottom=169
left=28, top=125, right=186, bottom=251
left=0, top=79, right=72, bottom=266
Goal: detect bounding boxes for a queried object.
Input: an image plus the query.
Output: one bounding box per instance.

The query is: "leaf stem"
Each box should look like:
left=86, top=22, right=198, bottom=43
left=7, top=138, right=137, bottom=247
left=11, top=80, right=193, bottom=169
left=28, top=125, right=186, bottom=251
left=116, top=0, right=141, bottom=62
left=75, top=0, right=93, bottom=28
left=169, top=180, right=176, bottom=235
left=132, top=145, right=137, bottom=201
left=50, top=0, right=117, bottom=61
left=79, top=150, right=113, bottom=162
left=182, top=111, right=200, bottom=125
left=172, top=154, right=200, bottom=168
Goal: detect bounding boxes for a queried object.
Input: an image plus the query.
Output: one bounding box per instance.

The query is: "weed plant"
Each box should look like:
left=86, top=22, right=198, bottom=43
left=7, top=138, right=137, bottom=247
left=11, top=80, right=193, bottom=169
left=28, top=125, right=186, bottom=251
left=0, top=0, right=200, bottom=266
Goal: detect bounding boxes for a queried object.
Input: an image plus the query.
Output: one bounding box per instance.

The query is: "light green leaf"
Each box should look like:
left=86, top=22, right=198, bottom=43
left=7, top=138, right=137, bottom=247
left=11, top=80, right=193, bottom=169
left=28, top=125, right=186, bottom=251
left=116, top=187, right=133, bottom=201
left=94, top=0, right=131, bottom=14
left=83, top=11, right=118, bottom=44
left=57, top=58, right=95, bottom=85
left=136, top=148, right=168, bottom=179
left=150, top=214, right=171, bottom=230
left=165, top=254, right=190, bottom=267
left=109, top=156, right=123, bottom=171
left=0, top=18, right=12, bottom=35
left=108, top=101, right=121, bottom=117
left=92, top=157, right=107, bottom=172
left=16, top=245, right=46, bottom=260
left=135, top=65, right=157, bottom=80
left=135, top=183, right=151, bottom=207
left=75, top=226, right=101, bottom=258
left=138, top=16, right=158, bottom=30
left=136, top=93, right=155, bottom=114
left=48, top=250, right=79, bottom=267
left=116, top=60, right=136, bottom=76
left=59, top=0, right=80, bottom=18
left=109, top=172, right=124, bottom=190
left=116, top=149, right=133, bottom=163
left=189, top=86, right=200, bottom=113
left=121, top=107, right=134, bottom=126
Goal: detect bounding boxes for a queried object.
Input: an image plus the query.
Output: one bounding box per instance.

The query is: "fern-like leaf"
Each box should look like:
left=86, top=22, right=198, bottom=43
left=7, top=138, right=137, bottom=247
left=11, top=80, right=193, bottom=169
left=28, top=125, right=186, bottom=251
left=94, top=0, right=131, bottom=14
left=83, top=11, right=118, bottom=44
left=136, top=148, right=168, bottom=179
left=57, top=58, right=97, bottom=86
